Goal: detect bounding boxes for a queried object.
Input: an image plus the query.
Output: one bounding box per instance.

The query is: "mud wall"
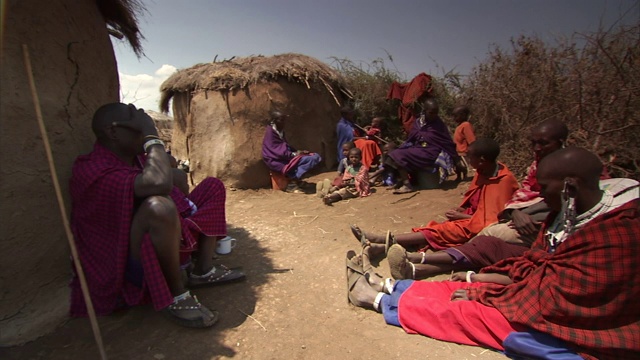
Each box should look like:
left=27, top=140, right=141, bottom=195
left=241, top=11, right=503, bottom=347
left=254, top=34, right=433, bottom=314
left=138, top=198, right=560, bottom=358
left=171, top=80, right=341, bottom=188
left=0, top=0, right=119, bottom=345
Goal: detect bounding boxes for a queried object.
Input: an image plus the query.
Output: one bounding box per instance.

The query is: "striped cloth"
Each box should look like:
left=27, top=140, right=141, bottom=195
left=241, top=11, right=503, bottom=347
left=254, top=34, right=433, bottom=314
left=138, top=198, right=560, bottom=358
left=69, top=143, right=227, bottom=316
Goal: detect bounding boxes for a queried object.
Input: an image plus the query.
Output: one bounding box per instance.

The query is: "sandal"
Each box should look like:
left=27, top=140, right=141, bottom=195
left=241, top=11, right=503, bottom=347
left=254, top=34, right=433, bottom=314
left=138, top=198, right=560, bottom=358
left=387, top=244, right=415, bottom=280
left=163, top=292, right=219, bottom=328
left=392, top=184, right=414, bottom=194
left=345, top=250, right=363, bottom=304
left=188, top=265, right=246, bottom=288
left=350, top=224, right=387, bottom=246
left=349, top=224, right=363, bottom=243
left=346, top=260, right=371, bottom=308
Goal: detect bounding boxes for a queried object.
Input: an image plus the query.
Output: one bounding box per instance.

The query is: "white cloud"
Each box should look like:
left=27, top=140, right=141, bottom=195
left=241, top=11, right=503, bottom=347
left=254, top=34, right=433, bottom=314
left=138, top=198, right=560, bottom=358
left=119, top=64, right=177, bottom=112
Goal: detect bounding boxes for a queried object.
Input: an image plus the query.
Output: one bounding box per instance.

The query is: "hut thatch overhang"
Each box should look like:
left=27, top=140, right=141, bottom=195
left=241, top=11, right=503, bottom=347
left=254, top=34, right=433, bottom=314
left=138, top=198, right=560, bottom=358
left=159, top=53, right=350, bottom=112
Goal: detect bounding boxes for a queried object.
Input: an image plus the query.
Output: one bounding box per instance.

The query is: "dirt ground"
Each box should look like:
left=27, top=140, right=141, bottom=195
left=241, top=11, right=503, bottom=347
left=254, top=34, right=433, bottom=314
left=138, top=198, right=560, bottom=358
left=1, top=171, right=507, bottom=360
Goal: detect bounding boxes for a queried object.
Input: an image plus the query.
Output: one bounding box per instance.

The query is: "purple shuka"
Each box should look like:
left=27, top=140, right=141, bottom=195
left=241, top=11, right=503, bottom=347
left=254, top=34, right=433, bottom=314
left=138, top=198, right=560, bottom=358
left=262, top=124, right=321, bottom=179
left=388, top=115, right=457, bottom=172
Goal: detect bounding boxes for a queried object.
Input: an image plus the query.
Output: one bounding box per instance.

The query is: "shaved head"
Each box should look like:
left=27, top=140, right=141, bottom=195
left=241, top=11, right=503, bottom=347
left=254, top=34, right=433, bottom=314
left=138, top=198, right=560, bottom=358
left=533, top=118, right=569, bottom=142
left=538, top=147, right=602, bottom=190
left=92, top=102, right=130, bottom=140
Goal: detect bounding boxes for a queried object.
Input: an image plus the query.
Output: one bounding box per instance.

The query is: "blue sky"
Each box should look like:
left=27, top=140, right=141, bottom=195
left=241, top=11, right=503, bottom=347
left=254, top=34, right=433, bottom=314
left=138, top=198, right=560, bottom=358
left=112, top=0, right=639, bottom=112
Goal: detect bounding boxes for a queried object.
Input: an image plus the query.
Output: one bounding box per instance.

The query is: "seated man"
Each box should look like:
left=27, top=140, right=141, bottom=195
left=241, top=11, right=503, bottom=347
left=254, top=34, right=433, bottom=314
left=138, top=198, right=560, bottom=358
left=385, top=98, right=459, bottom=194
left=347, top=147, right=640, bottom=359
left=352, top=138, right=519, bottom=251
left=70, top=103, right=244, bottom=328
left=387, top=119, right=571, bottom=279
left=262, top=111, right=322, bottom=193
left=336, top=106, right=382, bottom=169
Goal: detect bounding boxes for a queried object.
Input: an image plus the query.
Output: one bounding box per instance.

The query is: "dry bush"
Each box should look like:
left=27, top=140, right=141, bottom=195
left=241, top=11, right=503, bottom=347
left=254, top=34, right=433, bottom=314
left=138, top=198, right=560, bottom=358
left=462, top=24, right=640, bottom=179
left=331, top=55, right=459, bottom=142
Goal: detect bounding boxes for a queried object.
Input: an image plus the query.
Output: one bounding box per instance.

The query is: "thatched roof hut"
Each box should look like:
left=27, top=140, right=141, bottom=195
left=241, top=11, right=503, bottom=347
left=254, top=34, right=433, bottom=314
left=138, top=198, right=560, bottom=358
left=1, top=0, right=143, bottom=345
left=160, top=53, right=349, bottom=189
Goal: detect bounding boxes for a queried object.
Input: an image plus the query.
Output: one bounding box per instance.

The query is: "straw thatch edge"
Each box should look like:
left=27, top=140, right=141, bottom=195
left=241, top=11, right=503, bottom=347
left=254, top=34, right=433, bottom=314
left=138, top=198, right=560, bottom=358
left=97, top=0, right=145, bottom=57
left=159, top=53, right=348, bottom=113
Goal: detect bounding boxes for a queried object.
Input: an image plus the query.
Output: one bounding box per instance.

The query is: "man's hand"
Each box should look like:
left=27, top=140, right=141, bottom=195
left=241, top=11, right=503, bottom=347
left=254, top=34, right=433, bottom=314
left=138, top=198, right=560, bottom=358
left=445, top=209, right=471, bottom=221
left=450, top=272, right=468, bottom=282
left=509, top=210, right=541, bottom=235
left=450, top=289, right=470, bottom=301
left=112, top=105, right=158, bottom=138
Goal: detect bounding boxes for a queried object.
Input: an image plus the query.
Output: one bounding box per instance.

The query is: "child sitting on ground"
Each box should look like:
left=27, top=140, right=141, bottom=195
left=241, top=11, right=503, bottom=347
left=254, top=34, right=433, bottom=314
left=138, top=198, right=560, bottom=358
left=369, top=142, right=398, bottom=187
left=322, top=148, right=370, bottom=205
left=316, top=141, right=355, bottom=198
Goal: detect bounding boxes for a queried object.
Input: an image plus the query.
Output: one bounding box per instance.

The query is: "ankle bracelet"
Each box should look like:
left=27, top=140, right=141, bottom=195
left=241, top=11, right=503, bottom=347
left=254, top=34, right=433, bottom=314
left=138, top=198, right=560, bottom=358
left=373, top=292, right=385, bottom=312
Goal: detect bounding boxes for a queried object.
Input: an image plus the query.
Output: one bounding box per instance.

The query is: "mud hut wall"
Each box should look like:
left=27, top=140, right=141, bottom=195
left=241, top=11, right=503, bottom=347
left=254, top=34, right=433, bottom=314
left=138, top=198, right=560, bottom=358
left=171, top=80, right=340, bottom=189
left=0, top=0, right=120, bottom=345
left=169, top=92, right=191, bottom=159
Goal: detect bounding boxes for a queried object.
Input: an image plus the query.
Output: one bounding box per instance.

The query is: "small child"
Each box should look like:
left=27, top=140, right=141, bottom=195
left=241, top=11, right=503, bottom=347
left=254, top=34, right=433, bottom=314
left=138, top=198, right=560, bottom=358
left=452, top=106, right=476, bottom=181
left=336, top=141, right=355, bottom=177
left=365, top=117, right=383, bottom=137
left=323, top=148, right=370, bottom=205
left=316, top=142, right=354, bottom=198
left=369, top=142, right=397, bottom=187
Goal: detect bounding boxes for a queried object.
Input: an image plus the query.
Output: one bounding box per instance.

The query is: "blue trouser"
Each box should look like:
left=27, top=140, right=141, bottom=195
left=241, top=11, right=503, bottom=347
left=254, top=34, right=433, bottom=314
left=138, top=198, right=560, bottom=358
left=287, top=153, right=322, bottom=179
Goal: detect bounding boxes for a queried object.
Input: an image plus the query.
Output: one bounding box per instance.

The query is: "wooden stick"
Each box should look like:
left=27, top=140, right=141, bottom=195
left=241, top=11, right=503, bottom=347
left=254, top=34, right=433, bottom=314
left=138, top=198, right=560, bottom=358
left=22, top=44, right=108, bottom=360
left=353, top=123, right=388, bottom=144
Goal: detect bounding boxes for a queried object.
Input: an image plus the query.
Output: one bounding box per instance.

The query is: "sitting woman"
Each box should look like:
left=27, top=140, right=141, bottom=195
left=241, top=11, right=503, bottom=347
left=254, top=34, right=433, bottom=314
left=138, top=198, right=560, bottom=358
left=262, top=111, right=322, bottom=193
left=336, top=106, right=382, bottom=169
left=385, top=98, right=458, bottom=194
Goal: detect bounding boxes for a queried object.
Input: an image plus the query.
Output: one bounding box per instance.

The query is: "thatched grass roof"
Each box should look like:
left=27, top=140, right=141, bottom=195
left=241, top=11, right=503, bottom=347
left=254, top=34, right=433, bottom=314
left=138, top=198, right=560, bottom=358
left=159, top=53, right=348, bottom=112
left=97, top=0, right=145, bottom=56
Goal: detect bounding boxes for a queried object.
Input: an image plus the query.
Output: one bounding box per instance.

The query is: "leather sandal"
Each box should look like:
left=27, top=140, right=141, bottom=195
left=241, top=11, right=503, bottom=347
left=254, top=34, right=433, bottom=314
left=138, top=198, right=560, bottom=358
left=188, top=264, right=246, bottom=288
left=163, top=293, right=219, bottom=328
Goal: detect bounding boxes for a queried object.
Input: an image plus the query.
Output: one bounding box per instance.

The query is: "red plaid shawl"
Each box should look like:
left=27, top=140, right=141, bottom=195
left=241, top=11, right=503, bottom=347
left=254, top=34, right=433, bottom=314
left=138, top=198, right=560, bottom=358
left=69, top=143, right=226, bottom=316
left=469, top=199, right=640, bottom=359
left=505, top=160, right=541, bottom=208
left=342, top=163, right=370, bottom=197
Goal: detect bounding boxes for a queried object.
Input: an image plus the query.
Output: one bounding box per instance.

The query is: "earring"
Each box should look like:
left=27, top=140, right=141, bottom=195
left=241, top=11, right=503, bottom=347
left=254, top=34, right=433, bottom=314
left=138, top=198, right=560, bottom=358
left=562, top=181, right=576, bottom=235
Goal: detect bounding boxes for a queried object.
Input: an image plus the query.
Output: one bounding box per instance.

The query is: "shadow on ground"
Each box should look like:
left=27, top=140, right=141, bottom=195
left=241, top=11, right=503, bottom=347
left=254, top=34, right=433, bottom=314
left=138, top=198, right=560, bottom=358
left=0, top=225, right=273, bottom=360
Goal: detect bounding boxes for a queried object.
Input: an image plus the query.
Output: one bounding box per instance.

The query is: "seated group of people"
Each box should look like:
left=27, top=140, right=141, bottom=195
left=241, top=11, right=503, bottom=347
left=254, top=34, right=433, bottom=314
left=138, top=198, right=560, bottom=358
left=344, top=118, right=640, bottom=358
left=71, top=102, right=639, bottom=359
left=262, top=98, right=474, bottom=207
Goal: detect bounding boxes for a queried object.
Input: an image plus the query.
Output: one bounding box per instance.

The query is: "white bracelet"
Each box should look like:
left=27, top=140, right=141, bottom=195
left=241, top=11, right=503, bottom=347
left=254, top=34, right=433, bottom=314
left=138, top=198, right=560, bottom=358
left=143, top=138, right=165, bottom=152
left=466, top=271, right=476, bottom=283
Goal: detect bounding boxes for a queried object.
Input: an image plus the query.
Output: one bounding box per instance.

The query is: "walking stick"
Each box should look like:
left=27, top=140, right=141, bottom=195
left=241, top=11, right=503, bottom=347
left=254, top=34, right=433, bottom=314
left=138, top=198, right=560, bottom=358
left=22, top=44, right=108, bottom=360
left=353, top=123, right=388, bottom=144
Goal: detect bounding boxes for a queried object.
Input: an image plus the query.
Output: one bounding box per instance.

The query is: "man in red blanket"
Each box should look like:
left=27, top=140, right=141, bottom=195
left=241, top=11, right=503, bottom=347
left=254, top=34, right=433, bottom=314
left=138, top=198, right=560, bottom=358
left=347, top=147, right=639, bottom=359
left=69, top=103, right=244, bottom=328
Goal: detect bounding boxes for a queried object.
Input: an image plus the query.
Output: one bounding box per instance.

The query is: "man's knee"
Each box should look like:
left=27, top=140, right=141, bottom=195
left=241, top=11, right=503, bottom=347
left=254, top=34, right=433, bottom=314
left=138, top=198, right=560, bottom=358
left=477, top=222, right=519, bottom=242
left=139, top=196, right=179, bottom=222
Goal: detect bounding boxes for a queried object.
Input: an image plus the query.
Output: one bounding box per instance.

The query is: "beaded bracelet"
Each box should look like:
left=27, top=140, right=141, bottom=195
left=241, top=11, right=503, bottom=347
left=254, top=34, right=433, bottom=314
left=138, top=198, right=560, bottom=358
left=143, top=138, right=165, bottom=153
